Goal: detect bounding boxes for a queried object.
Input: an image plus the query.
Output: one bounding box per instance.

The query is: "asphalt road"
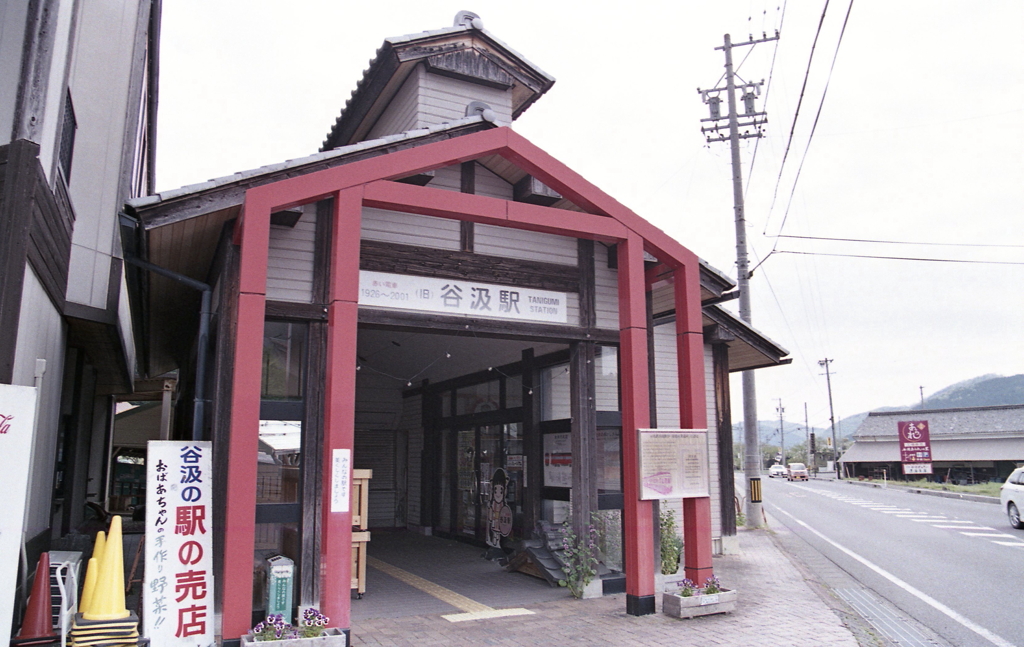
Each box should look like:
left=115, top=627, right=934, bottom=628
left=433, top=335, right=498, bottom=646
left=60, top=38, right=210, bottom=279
left=761, top=476, right=1024, bottom=647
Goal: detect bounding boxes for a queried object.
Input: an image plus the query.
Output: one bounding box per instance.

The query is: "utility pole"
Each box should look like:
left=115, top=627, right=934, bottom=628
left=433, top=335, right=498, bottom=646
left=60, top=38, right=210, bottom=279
left=919, top=386, right=925, bottom=408
left=776, top=399, right=785, bottom=468
left=819, top=358, right=839, bottom=478
left=804, top=402, right=811, bottom=468
left=699, top=28, right=779, bottom=527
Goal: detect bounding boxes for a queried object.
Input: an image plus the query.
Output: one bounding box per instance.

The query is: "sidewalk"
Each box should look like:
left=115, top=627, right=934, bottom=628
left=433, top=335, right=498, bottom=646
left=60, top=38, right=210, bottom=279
left=350, top=528, right=862, bottom=647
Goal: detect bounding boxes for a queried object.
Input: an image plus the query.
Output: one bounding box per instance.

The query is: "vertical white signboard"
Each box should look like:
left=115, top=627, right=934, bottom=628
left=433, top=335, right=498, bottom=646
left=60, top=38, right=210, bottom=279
left=0, top=384, right=38, bottom=647
left=144, top=441, right=215, bottom=647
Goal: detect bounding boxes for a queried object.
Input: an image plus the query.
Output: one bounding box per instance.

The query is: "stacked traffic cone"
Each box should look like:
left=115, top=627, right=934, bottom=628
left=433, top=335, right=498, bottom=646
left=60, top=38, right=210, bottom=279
left=16, top=552, right=57, bottom=645
left=78, top=531, right=105, bottom=616
left=69, top=517, right=139, bottom=647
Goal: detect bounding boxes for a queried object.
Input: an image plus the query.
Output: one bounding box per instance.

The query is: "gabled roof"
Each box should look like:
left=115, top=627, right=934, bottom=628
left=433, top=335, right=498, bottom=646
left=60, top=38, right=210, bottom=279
left=320, top=15, right=555, bottom=151
left=128, top=125, right=712, bottom=375
left=853, top=404, right=1024, bottom=441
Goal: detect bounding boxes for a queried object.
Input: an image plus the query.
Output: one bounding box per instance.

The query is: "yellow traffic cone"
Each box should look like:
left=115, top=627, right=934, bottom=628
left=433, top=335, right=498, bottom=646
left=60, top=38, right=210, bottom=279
left=78, top=557, right=99, bottom=617
left=92, top=531, right=107, bottom=569
left=82, top=516, right=129, bottom=621
left=79, top=531, right=105, bottom=616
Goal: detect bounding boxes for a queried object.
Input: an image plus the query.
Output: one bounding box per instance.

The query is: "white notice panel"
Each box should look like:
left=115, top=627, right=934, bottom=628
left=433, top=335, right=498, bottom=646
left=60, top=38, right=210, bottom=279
left=144, top=441, right=215, bottom=647
left=331, top=449, right=351, bottom=513
left=0, top=384, right=38, bottom=647
left=359, top=271, right=569, bottom=323
left=638, top=429, right=710, bottom=500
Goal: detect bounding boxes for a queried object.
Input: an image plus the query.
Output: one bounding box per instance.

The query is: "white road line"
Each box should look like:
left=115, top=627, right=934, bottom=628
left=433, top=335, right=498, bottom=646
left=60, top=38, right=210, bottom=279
left=773, top=506, right=1017, bottom=647
left=992, top=541, right=1024, bottom=548
left=931, top=525, right=990, bottom=530
left=923, top=520, right=973, bottom=524
left=961, top=532, right=1017, bottom=538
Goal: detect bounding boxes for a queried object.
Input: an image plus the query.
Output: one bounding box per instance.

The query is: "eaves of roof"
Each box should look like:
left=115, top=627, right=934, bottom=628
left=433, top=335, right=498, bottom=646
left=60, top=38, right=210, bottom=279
left=130, top=116, right=497, bottom=229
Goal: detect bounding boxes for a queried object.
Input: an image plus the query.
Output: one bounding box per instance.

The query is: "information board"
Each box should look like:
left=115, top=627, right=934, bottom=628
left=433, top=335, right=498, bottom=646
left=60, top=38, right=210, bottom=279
left=638, top=429, right=709, bottom=500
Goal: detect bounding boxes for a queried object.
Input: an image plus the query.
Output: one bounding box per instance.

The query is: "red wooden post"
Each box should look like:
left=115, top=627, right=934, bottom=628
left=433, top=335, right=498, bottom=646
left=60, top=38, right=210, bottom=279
left=222, top=194, right=271, bottom=639
left=320, top=187, right=363, bottom=633
left=674, top=261, right=715, bottom=585
left=617, top=233, right=655, bottom=616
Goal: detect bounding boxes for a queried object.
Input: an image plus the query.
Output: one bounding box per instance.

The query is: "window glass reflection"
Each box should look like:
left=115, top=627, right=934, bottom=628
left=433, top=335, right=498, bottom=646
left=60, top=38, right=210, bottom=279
left=262, top=322, right=306, bottom=400
left=257, top=420, right=302, bottom=504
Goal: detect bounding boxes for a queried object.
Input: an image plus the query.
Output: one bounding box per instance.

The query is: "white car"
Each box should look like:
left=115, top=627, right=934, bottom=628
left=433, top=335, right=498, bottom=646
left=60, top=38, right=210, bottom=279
left=768, top=464, right=787, bottom=478
left=1000, top=467, right=1024, bottom=530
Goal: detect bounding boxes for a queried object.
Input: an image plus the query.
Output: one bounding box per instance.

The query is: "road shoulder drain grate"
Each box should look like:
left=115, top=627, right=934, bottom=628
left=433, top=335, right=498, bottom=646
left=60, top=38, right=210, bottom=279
left=836, top=588, right=939, bottom=647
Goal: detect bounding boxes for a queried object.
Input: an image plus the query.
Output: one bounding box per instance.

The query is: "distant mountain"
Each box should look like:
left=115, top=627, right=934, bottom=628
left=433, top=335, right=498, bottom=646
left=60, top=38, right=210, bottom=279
left=838, top=373, right=1024, bottom=437
left=734, top=374, right=1024, bottom=442
left=920, top=374, right=1024, bottom=409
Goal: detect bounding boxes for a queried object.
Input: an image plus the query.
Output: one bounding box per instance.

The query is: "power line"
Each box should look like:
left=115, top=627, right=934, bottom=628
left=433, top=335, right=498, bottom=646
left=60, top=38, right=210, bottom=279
left=763, top=0, right=831, bottom=234
left=775, top=234, right=1024, bottom=248
left=772, top=0, right=855, bottom=241
left=745, top=1, right=787, bottom=197
left=774, top=250, right=1024, bottom=265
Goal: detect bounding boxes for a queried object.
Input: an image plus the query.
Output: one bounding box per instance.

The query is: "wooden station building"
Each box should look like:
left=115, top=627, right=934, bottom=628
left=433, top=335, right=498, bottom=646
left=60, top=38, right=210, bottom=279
left=125, top=13, right=789, bottom=643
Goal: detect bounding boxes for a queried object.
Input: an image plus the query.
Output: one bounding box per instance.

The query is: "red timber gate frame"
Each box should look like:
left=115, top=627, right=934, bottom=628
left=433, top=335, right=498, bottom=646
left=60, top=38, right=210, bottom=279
left=220, top=127, right=713, bottom=638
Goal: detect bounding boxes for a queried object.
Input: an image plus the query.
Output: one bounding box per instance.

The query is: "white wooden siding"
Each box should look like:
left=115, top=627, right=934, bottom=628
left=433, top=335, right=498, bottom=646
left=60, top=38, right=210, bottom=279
left=650, top=282, right=675, bottom=316
left=540, top=363, right=571, bottom=420
left=652, top=325, right=723, bottom=550
left=428, top=164, right=462, bottom=192
left=12, top=267, right=66, bottom=538
left=418, top=65, right=513, bottom=126
left=653, top=324, right=680, bottom=428
left=594, top=347, right=619, bottom=411
left=361, top=206, right=461, bottom=250
left=474, top=225, right=577, bottom=265
left=266, top=205, right=316, bottom=303
left=474, top=164, right=513, bottom=200
left=366, top=70, right=420, bottom=140
left=594, top=243, right=619, bottom=330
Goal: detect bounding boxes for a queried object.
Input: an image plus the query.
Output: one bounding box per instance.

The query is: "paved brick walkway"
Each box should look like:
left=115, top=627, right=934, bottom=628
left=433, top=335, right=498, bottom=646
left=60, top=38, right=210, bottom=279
left=350, top=528, right=862, bottom=646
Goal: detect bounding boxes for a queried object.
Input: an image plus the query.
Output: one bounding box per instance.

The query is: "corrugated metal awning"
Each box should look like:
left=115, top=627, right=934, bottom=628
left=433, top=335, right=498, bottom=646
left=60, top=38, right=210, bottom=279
left=841, top=438, right=1024, bottom=463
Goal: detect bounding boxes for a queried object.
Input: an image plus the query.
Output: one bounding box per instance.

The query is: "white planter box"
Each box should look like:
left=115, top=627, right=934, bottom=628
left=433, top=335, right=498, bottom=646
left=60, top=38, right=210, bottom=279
left=662, top=589, right=738, bottom=619
left=241, top=628, right=347, bottom=647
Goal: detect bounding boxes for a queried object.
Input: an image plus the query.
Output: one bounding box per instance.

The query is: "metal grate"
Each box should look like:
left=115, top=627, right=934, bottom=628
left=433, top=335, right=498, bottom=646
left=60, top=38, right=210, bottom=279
left=836, top=588, right=939, bottom=647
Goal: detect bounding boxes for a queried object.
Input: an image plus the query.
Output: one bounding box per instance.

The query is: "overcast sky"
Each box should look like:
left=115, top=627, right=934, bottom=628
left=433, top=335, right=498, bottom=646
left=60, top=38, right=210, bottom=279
left=156, top=1, right=1024, bottom=431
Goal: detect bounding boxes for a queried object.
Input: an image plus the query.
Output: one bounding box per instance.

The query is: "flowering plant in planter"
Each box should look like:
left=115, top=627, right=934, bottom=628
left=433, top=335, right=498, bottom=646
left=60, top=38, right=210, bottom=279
left=250, top=609, right=331, bottom=641
left=677, top=578, right=697, bottom=598
left=701, top=576, right=721, bottom=595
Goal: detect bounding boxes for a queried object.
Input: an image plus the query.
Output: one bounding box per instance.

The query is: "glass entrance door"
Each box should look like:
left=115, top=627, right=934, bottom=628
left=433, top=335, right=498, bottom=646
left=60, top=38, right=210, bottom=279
left=447, top=424, right=521, bottom=545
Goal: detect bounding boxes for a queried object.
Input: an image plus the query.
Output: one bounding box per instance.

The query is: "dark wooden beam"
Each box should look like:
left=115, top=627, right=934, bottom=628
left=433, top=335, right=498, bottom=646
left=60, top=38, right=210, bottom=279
left=713, top=342, right=736, bottom=537
left=360, top=240, right=580, bottom=293
left=460, top=161, right=475, bottom=252
left=570, top=341, right=598, bottom=537
left=358, top=308, right=617, bottom=344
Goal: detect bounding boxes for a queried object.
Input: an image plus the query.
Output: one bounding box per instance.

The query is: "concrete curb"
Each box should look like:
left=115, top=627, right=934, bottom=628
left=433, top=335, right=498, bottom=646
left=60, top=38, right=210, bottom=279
left=841, top=478, right=1000, bottom=504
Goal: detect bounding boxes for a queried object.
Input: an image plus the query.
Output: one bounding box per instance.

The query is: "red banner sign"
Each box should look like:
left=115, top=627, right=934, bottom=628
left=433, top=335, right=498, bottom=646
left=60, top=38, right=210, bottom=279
left=898, top=420, right=932, bottom=463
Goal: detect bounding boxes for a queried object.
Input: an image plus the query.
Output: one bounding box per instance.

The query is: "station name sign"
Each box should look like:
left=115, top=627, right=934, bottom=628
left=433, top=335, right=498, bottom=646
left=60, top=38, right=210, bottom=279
left=359, top=271, right=569, bottom=324
left=638, top=429, right=709, bottom=500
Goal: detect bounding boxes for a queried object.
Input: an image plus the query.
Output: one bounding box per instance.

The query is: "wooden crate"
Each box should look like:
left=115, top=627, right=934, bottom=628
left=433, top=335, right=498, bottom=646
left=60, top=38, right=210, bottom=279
left=351, top=469, right=372, bottom=596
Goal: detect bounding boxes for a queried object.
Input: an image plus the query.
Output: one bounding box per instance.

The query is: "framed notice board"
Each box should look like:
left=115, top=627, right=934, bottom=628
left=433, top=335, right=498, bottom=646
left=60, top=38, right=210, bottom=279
left=637, top=429, right=709, bottom=500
